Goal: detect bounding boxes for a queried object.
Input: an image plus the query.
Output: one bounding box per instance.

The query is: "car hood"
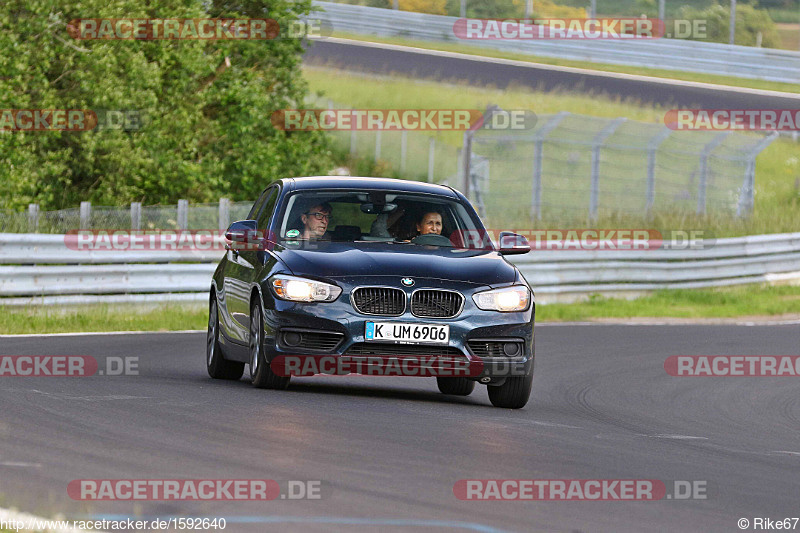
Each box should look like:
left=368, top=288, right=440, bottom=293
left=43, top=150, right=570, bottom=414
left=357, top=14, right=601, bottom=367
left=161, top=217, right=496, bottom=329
left=272, top=241, right=517, bottom=286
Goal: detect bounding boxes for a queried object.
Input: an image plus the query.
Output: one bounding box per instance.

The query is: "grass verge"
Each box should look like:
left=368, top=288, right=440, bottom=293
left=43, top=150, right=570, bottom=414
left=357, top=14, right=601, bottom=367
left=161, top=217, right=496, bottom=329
left=1, top=285, right=799, bottom=334
left=0, top=303, right=207, bottom=335
left=325, top=32, right=800, bottom=94
left=539, top=284, right=800, bottom=321
left=777, top=23, right=800, bottom=50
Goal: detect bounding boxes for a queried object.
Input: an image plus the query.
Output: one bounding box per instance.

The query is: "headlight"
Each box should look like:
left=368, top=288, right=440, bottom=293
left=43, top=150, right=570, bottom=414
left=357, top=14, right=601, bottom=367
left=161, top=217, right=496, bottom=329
left=270, top=275, right=342, bottom=303
left=472, top=285, right=531, bottom=312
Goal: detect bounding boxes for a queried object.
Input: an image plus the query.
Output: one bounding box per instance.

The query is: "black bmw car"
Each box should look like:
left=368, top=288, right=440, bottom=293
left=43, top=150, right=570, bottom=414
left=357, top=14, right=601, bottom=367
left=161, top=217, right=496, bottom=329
left=206, top=176, right=535, bottom=408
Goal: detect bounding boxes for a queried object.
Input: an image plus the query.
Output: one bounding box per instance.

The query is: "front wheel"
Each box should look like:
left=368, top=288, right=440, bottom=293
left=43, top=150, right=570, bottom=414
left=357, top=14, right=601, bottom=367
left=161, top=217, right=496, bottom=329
left=436, top=377, right=475, bottom=396
left=487, top=373, right=532, bottom=409
left=207, top=296, right=245, bottom=380
left=249, top=298, right=290, bottom=390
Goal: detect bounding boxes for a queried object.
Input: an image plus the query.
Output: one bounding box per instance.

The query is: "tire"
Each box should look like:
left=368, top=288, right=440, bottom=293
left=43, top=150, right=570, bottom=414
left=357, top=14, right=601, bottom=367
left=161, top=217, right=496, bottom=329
left=436, top=377, right=475, bottom=396
left=487, top=373, right=533, bottom=409
left=249, top=297, right=290, bottom=390
left=207, top=295, right=245, bottom=380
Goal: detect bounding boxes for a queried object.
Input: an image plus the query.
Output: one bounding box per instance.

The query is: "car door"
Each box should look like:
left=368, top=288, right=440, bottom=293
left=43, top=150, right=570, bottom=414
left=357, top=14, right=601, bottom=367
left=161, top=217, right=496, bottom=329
left=221, top=187, right=277, bottom=344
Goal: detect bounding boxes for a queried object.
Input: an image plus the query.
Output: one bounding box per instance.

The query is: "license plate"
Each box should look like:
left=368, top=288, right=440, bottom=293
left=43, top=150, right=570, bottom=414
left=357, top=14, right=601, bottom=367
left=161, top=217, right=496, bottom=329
left=365, top=322, right=450, bottom=345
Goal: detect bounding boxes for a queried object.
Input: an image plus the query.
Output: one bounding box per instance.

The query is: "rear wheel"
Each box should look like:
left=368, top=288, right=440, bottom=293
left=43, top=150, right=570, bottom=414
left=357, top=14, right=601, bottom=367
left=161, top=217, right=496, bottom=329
left=249, top=298, right=290, bottom=389
left=487, top=373, right=533, bottom=409
left=436, top=377, right=475, bottom=396
left=207, top=295, right=244, bottom=380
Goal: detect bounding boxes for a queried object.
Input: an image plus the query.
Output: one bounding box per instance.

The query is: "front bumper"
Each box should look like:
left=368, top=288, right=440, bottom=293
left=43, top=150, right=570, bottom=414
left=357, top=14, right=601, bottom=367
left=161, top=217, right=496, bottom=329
left=259, top=277, right=535, bottom=381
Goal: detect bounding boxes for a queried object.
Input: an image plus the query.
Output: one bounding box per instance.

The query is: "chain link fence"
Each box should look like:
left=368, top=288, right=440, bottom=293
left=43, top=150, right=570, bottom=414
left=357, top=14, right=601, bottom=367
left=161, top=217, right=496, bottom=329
left=463, top=111, right=778, bottom=224
left=0, top=106, right=779, bottom=233
left=313, top=97, right=464, bottom=185
left=0, top=200, right=253, bottom=234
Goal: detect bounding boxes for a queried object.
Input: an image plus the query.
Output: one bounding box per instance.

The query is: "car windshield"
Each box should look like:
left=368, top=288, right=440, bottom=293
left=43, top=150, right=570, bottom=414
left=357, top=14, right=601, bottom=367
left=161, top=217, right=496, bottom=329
left=276, top=190, right=491, bottom=249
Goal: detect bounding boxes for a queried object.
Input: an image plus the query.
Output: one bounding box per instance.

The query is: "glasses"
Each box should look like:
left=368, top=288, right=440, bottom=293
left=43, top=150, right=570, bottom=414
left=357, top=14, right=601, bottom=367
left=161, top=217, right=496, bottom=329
left=305, top=212, right=332, bottom=222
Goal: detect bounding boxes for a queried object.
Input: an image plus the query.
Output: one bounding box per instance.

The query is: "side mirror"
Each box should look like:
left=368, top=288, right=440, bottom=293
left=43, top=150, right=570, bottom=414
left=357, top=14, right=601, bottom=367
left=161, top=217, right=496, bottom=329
left=225, top=220, right=261, bottom=250
left=498, top=231, right=530, bottom=255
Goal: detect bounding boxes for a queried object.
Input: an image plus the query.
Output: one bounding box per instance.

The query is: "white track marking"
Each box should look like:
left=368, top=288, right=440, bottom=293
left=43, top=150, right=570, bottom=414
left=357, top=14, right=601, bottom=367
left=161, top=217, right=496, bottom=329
left=0, top=330, right=203, bottom=338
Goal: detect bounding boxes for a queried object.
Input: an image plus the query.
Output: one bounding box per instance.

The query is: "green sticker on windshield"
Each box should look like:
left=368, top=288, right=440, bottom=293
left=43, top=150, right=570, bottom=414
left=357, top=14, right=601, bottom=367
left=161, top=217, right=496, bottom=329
left=286, top=229, right=300, bottom=238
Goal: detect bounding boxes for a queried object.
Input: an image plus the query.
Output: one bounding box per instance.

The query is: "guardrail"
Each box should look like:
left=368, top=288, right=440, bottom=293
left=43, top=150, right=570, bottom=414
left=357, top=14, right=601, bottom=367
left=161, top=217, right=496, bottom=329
left=1, top=232, right=799, bottom=305
left=311, top=1, right=800, bottom=84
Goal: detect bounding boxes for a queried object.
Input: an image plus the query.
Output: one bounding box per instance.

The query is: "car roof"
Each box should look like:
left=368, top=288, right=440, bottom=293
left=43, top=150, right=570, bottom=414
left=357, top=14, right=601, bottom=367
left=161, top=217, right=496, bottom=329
left=282, top=176, right=459, bottom=198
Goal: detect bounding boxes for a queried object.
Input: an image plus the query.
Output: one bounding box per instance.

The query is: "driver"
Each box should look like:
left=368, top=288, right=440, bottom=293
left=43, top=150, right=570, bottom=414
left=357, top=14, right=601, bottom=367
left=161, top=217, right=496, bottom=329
left=415, top=210, right=443, bottom=236
left=300, top=202, right=332, bottom=240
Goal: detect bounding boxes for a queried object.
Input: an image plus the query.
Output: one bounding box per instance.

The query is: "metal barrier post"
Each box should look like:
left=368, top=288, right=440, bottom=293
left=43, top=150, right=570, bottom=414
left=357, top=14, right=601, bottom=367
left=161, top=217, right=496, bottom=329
left=131, top=202, right=142, bottom=230
left=531, top=112, right=569, bottom=220
left=463, top=105, right=499, bottom=201
left=219, top=198, right=230, bottom=231
left=178, top=199, right=188, bottom=230
left=462, top=131, right=472, bottom=198
left=27, top=204, right=39, bottom=233
left=428, top=137, right=435, bottom=183
left=400, top=130, right=407, bottom=173
left=590, top=118, right=626, bottom=222
left=737, top=132, right=778, bottom=216
left=646, top=127, right=672, bottom=215
left=80, top=201, right=91, bottom=229
left=697, top=132, right=730, bottom=215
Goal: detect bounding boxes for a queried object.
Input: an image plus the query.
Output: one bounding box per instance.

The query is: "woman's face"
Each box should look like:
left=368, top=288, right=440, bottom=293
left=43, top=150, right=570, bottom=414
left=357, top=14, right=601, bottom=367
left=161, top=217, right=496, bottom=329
left=416, top=212, right=442, bottom=235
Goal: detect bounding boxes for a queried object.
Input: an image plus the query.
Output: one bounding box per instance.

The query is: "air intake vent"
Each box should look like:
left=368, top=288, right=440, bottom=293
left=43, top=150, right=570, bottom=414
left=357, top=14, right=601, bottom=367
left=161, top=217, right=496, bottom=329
left=346, top=343, right=464, bottom=357
left=351, top=287, right=406, bottom=316
left=411, top=290, right=464, bottom=318
left=279, top=329, right=344, bottom=352
left=468, top=339, right=524, bottom=358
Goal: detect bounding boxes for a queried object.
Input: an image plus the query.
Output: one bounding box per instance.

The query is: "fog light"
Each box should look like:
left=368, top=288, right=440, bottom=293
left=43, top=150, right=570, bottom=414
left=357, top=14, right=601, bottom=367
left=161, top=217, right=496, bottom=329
left=283, top=331, right=302, bottom=347
left=503, top=343, right=520, bottom=356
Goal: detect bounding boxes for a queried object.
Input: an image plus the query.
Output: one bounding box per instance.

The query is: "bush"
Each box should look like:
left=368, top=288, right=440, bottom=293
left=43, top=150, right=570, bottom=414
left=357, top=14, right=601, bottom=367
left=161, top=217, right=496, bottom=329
left=678, top=3, right=780, bottom=47
left=0, top=0, right=332, bottom=210
left=399, top=0, right=448, bottom=14
left=533, top=0, right=588, bottom=18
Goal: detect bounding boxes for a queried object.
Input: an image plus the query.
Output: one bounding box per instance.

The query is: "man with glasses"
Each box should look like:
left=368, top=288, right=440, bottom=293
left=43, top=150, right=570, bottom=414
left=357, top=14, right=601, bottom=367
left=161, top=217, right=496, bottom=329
left=300, top=202, right=333, bottom=240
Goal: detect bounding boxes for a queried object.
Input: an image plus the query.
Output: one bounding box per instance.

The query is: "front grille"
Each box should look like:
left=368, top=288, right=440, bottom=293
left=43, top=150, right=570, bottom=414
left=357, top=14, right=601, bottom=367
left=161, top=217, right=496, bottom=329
left=279, top=329, right=344, bottom=352
left=346, top=342, right=464, bottom=357
left=468, top=339, right=524, bottom=358
left=351, top=287, right=406, bottom=316
left=411, top=290, right=463, bottom=318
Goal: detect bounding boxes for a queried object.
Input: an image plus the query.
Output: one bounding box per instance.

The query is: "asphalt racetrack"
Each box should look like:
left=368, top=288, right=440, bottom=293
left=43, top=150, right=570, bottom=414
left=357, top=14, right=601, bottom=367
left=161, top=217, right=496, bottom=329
left=1, top=325, right=798, bottom=532
left=304, top=38, right=800, bottom=110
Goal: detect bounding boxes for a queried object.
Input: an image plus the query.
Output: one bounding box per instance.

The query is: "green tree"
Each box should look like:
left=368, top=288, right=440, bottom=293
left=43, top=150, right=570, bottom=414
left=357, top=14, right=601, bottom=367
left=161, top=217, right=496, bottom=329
left=0, top=0, right=331, bottom=210
left=678, top=3, right=780, bottom=47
